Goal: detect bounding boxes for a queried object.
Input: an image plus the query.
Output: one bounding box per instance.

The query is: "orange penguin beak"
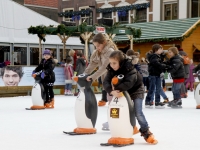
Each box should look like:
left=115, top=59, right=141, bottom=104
left=73, top=76, right=78, bottom=82
left=112, top=76, right=119, bottom=85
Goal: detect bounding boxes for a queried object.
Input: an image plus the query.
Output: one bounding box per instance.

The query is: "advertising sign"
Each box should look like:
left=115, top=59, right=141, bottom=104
left=0, top=66, right=65, bottom=86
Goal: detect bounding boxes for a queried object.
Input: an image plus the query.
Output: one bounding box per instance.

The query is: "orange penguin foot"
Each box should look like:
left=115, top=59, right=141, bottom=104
left=196, top=105, right=200, bottom=109
left=30, top=105, right=45, bottom=110
left=73, top=128, right=96, bottom=134
left=108, top=137, right=134, bottom=145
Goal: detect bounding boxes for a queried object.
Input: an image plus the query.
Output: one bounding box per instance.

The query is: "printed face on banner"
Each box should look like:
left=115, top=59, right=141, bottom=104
left=2, top=69, right=21, bottom=86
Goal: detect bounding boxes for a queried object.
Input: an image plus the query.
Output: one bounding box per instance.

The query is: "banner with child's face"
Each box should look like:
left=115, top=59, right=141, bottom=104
left=0, top=66, right=65, bottom=86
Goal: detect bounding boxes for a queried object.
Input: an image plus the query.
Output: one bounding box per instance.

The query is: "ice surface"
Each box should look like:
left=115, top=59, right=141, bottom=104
left=0, top=91, right=199, bottom=150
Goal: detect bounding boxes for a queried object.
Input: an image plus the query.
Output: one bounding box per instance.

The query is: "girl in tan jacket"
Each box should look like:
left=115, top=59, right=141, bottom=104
left=84, top=33, right=117, bottom=107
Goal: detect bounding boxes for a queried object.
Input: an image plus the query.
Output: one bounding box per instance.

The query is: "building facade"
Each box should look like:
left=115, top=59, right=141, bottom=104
left=13, top=0, right=58, bottom=22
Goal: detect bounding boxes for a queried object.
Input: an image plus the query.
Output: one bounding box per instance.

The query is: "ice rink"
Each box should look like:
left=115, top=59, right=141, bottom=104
left=0, top=91, right=199, bottom=150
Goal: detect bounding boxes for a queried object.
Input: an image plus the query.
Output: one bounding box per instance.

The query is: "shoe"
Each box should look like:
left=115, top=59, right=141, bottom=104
left=155, top=102, right=165, bottom=109
left=170, top=99, right=182, bottom=108
left=68, top=90, right=74, bottom=96
left=139, top=128, right=158, bottom=144
left=190, top=88, right=193, bottom=92
left=74, top=92, right=79, bottom=96
left=45, top=101, right=54, bottom=109
left=133, top=126, right=139, bottom=135
left=98, top=100, right=107, bottom=106
left=181, top=93, right=188, bottom=98
left=145, top=101, right=154, bottom=108
left=102, top=122, right=109, bottom=131
left=163, top=98, right=169, bottom=104
left=64, top=90, right=68, bottom=96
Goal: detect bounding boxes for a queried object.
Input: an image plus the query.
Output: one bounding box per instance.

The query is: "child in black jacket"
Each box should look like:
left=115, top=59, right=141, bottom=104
left=33, top=49, right=55, bottom=108
left=166, top=47, right=185, bottom=108
left=103, top=50, right=158, bottom=144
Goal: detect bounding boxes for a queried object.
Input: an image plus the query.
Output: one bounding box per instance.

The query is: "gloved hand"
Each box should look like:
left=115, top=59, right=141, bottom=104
left=4, top=61, right=10, bottom=66
left=41, top=72, right=45, bottom=79
left=32, top=71, right=36, bottom=78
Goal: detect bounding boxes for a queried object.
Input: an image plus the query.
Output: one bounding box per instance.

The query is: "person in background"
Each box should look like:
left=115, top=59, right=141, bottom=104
left=69, top=49, right=77, bottom=71
left=165, top=47, right=185, bottom=108
left=140, top=57, right=149, bottom=92
left=145, top=44, right=166, bottom=109
left=64, top=57, right=74, bottom=96
left=175, top=45, right=190, bottom=98
left=32, top=49, right=56, bottom=108
left=185, top=59, right=195, bottom=92
left=74, top=51, right=86, bottom=96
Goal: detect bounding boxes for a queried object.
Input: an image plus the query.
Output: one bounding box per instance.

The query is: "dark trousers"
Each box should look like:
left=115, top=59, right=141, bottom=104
left=143, top=77, right=149, bottom=90
left=44, top=85, right=54, bottom=103
left=145, top=75, right=161, bottom=103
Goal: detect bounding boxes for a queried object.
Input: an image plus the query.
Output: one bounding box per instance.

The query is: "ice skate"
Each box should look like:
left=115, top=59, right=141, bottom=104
left=68, top=90, right=74, bottom=96
left=145, top=101, right=154, bottom=109
left=155, top=102, right=165, bottom=109
left=102, top=122, right=109, bottom=131
left=168, top=99, right=182, bottom=108
left=45, top=99, right=54, bottom=109
left=163, top=98, right=169, bottom=104
left=171, top=99, right=182, bottom=109
left=139, top=128, right=158, bottom=145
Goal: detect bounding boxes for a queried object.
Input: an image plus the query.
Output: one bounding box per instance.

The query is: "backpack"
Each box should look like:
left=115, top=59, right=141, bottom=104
left=182, top=56, right=190, bottom=65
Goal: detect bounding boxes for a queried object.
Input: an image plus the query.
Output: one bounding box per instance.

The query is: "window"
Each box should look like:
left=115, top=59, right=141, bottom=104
left=63, top=8, right=74, bottom=22
left=0, top=46, right=10, bottom=62
left=118, top=11, right=129, bottom=24
left=14, top=47, right=27, bottom=65
left=79, top=8, right=93, bottom=25
left=136, top=8, right=147, bottom=22
left=30, top=48, right=39, bottom=65
left=102, top=12, right=112, bottom=18
left=164, top=3, right=177, bottom=20
left=191, top=0, right=200, bottom=17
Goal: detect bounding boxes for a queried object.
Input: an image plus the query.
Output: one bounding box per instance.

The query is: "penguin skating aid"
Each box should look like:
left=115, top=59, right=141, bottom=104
left=100, top=75, right=135, bottom=147
left=194, top=72, right=200, bottom=109
left=63, top=74, right=98, bottom=135
left=26, top=71, right=46, bottom=110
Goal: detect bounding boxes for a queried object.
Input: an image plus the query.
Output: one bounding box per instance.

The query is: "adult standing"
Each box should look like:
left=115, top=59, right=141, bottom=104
left=84, top=33, right=118, bottom=106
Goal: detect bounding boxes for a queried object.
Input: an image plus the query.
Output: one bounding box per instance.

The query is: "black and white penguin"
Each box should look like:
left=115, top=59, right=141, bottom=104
left=63, top=74, right=98, bottom=135
left=26, top=71, right=46, bottom=110
left=101, top=74, right=135, bottom=146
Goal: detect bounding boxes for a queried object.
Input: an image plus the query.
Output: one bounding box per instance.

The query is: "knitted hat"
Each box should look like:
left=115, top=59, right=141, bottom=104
left=43, top=49, right=51, bottom=55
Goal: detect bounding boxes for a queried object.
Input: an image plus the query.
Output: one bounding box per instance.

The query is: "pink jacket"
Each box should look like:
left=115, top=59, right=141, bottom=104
left=64, top=63, right=74, bottom=80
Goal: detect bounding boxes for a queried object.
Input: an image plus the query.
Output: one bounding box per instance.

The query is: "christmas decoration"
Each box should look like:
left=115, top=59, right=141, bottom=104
left=58, top=9, right=92, bottom=18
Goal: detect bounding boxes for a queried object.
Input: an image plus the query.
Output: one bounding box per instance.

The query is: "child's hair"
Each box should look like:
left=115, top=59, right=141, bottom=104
left=152, top=44, right=163, bottom=53
left=126, top=49, right=134, bottom=56
left=109, top=50, right=125, bottom=64
left=168, top=47, right=179, bottom=55
left=76, top=51, right=83, bottom=57
left=69, top=49, right=75, bottom=56
left=66, top=57, right=72, bottom=64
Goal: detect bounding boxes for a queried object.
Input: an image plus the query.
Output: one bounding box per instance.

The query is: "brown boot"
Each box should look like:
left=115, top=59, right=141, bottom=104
left=98, top=100, right=107, bottom=106
left=45, top=98, right=54, bottom=109
left=139, top=128, right=158, bottom=144
left=133, top=126, right=139, bottom=135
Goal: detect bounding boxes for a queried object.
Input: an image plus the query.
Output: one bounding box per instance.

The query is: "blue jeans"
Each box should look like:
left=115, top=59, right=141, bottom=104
left=65, top=83, right=72, bottom=90
left=146, top=75, right=161, bottom=103
left=172, top=83, right=182, bottom=99
left=151, top=87, right=167, bottom=101
left=134, top=98, right=149, bottom=130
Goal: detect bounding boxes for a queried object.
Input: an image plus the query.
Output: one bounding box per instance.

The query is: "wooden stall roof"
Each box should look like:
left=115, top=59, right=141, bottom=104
left=114, top=17, right=200, bottom=42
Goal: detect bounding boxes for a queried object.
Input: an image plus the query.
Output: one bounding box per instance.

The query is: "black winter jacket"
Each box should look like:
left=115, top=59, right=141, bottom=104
left=166, top=55, right=185, bottom=79
left=147, top=53, right=166, bottom=76
left=34, top=58, right=55, bottom=83
left=75, top=57, right=86, bottom=75
left=103, top=58, right=144, bottom=100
